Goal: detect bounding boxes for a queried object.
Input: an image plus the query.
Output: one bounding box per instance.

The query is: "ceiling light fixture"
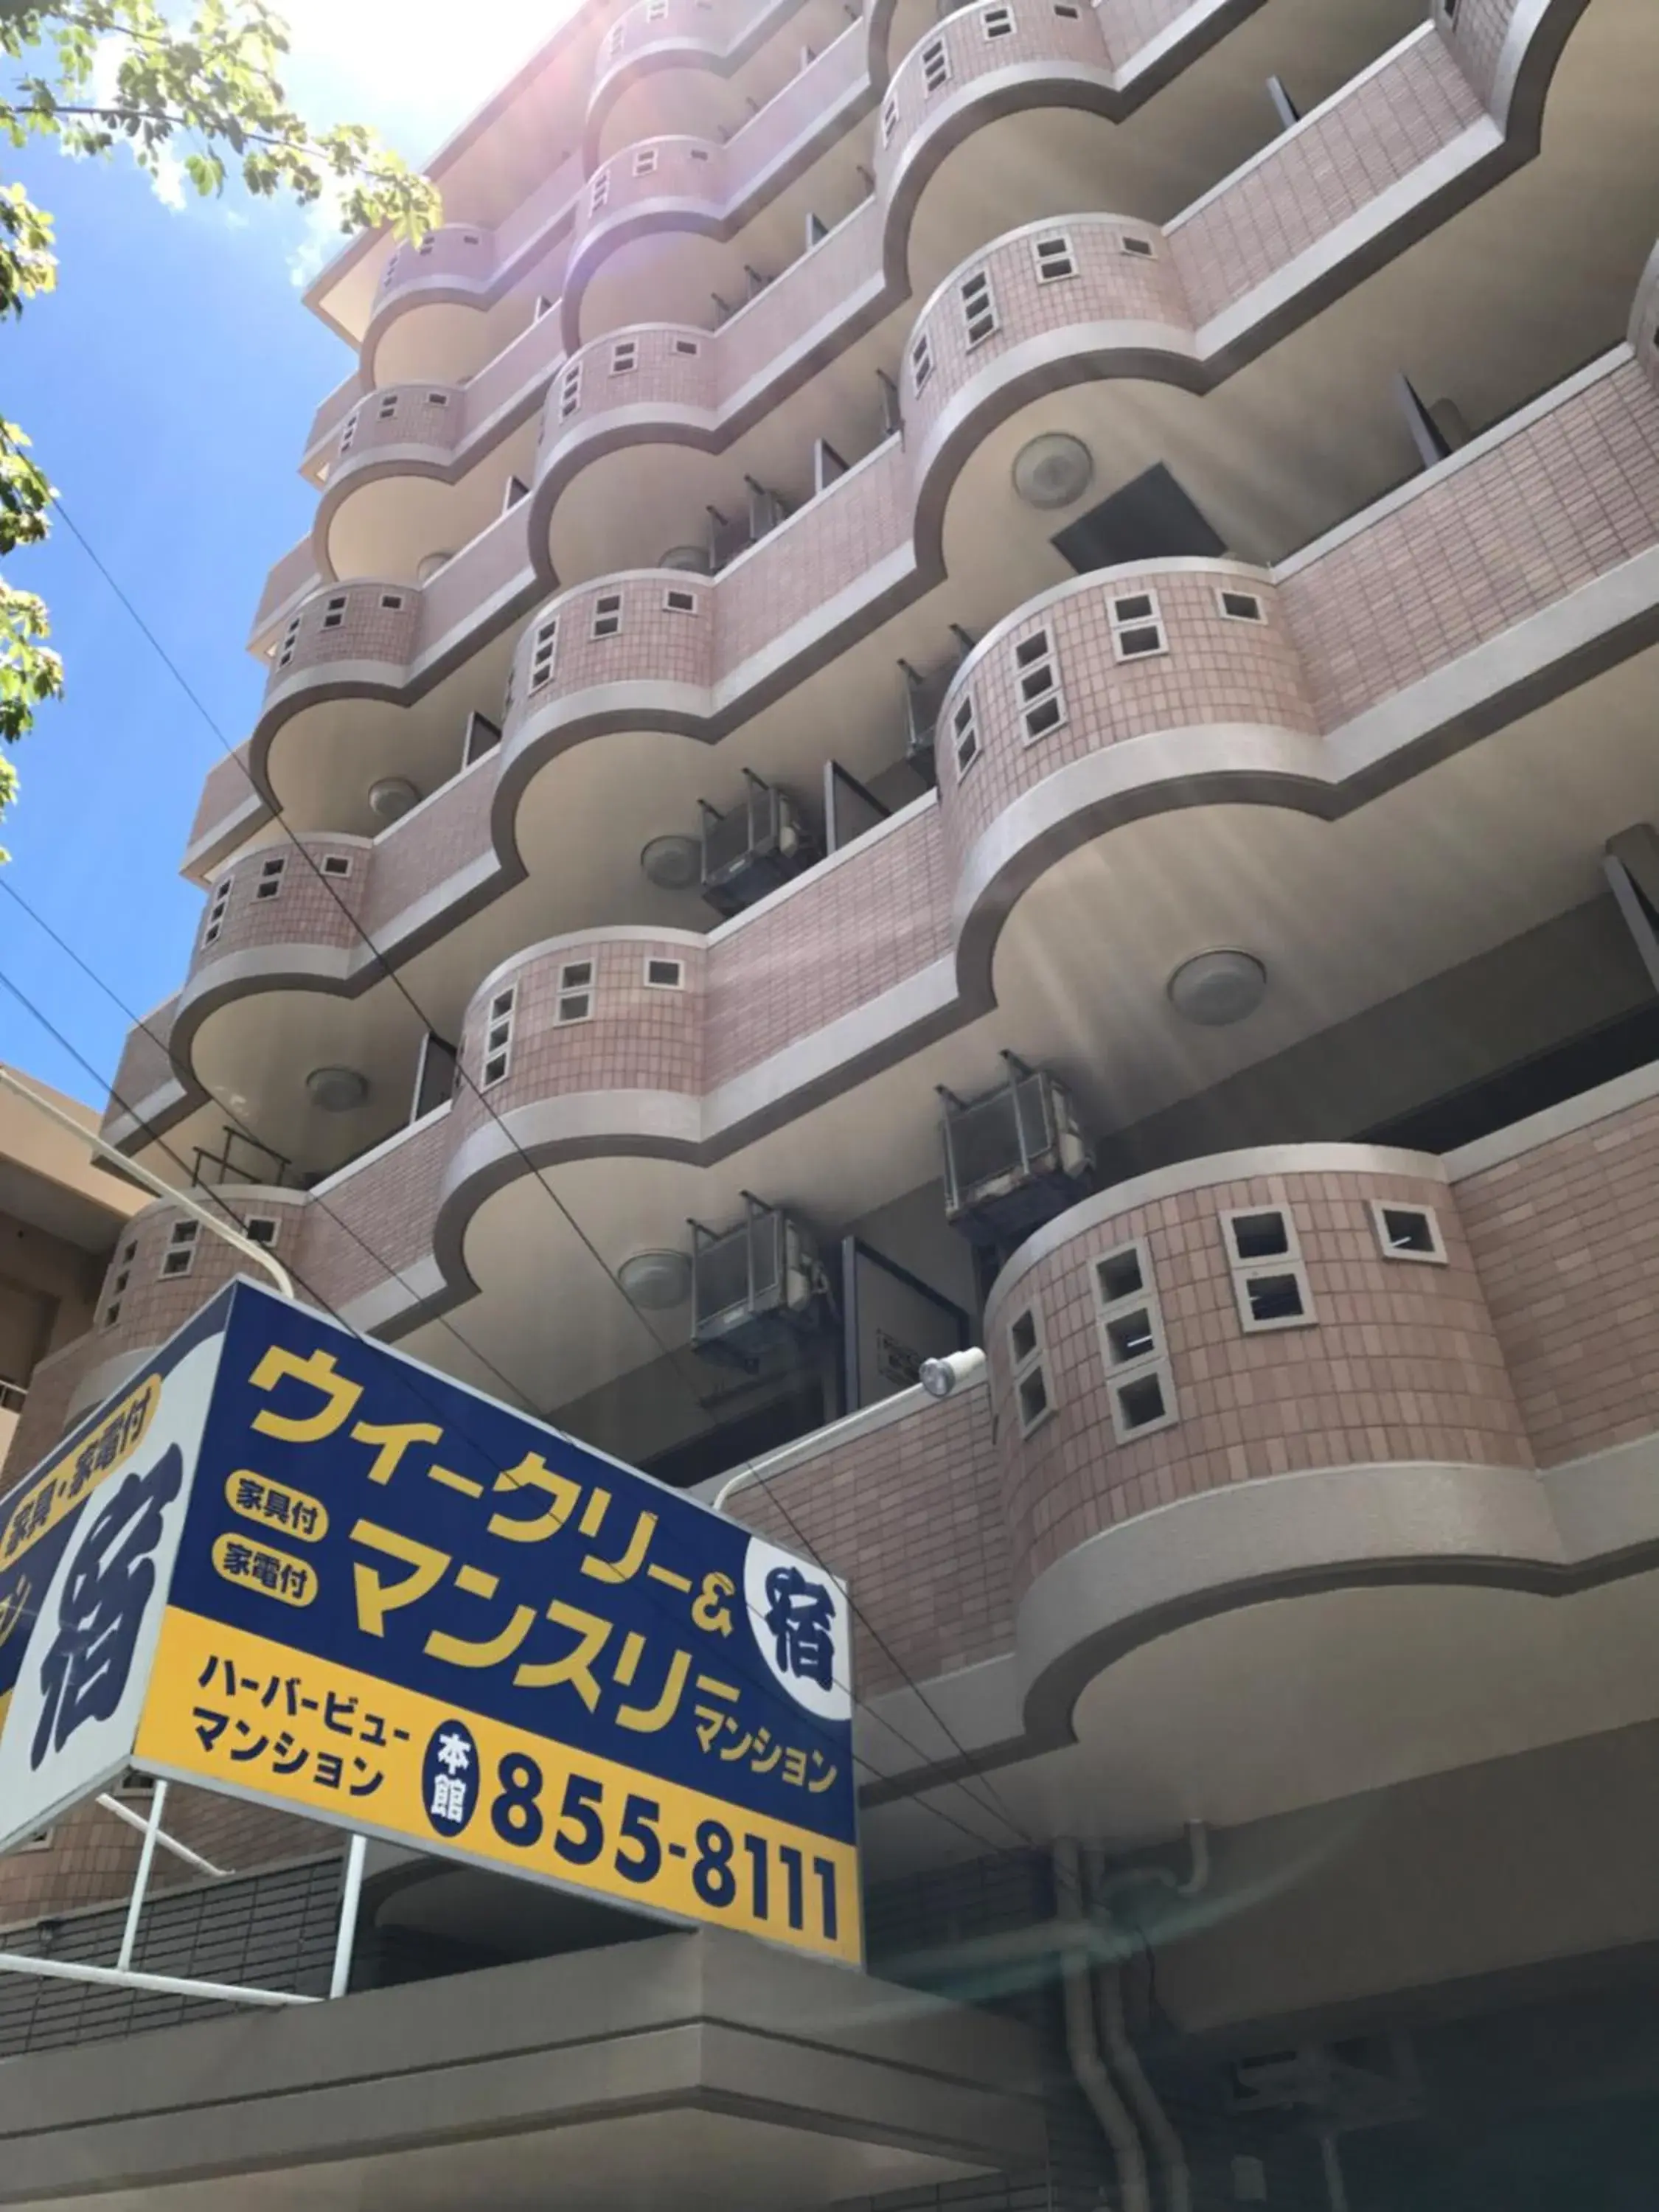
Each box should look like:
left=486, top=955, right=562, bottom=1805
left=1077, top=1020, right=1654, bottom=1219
left=306, top=1066, right=370, bottom=1113
left=619, top=1250, right=694, bottom=1310
left=369, top=776, right=420, bottom=822
left=1166, top=950, right=1267, bottom=1027
left=640, top=833, right=703, bottom=891
left=1012, top=431, right=1093, bottom=511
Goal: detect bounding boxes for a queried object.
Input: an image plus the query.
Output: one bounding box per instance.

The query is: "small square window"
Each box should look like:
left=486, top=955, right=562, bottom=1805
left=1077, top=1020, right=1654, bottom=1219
left=1114, top=1369, right=1173, bottom=1437
left=1120, top=232, right=1156, bottom=259
left=482, top=986, right=515, bottom=1086
left=1102, top=1306, right=1158, bottom=1370
left=556, top=991, right=592, bottom=1025
left=321, top=855, right=352, bottom=879
left=1240, top=1270, right=1310, bottom=1328
left=1225, top=1208, right=1295, bottom=1264
left=244, top=1218, right=279, bottom=1248
left=321, top=594, right=348, bottom=632
left=673, top=336, right=700, bottom=355
left=591, top=592, right=623, bottom=639
left=1096, top=1245, right=1144, bottom=1304
left=1017, top=1366, right=1052, bottom=1436
left=380, top=591, right=406, bottom=611
left=1217, top=588, right=1264, bottom=623
left=161, top=1221, right=199, bottom=1280
left=1009, top=1308, right=1039, bottom=1366
left=428, top=390, right=450, bottom=406
left=254, top=856, right=287, bottom=901
left=560, top=960, right=594, bottom=989
left=1371, top=1201, right=1447, bottom=1265
left=644, top=957, right=685, bottom=988
left=529, top=616, right=559, bottom=692
left=1109, top=588, right=1167, bottom=661
left=664, top=588, right=698, bottom=613
left=1033, top=232, right=1076, bottom=283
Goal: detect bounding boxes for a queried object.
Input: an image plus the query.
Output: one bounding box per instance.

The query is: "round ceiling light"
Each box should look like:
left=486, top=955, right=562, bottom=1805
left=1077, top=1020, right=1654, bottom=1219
left=660, top=543, right=712, bottom=574
left=1012, top=431, right=1093, bottom=511
left=1166, top=950, right=1267, bottom=1028
left=416, top=549, right=455, bottom=583
left=640, top=833, right=702, bottom=891
left=619, top=1250, right=693, bottom=1311
left=369, top=776, right=420, bottom=822
left=306, top=1065, right=370, bottom=1113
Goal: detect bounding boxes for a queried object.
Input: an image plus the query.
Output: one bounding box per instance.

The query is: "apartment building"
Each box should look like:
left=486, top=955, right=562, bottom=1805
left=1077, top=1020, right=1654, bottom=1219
left=4, top=0, right=1659, bottom=2202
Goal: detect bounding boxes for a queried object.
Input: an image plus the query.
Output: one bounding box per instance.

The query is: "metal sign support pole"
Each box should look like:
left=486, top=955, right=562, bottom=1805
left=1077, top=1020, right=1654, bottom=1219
left=116, top=1778, right=169, bottom=1972
left=329, top=1833, right=367, bottom=1999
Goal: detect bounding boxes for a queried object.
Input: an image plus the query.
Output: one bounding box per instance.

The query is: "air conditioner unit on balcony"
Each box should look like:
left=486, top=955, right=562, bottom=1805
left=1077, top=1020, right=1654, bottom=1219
left=698, top=768, right=819, bottom=917
left=689, top=1195, right=828, bottom=1368
left=939, top=1053, right=1093, bottom=1247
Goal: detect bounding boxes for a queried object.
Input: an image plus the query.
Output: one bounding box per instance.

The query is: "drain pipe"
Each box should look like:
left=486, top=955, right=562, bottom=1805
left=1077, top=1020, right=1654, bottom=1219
left=1054, top=1836, right=1150, bottom=2212
left=1093, top=1824, right=1211, bottom=2212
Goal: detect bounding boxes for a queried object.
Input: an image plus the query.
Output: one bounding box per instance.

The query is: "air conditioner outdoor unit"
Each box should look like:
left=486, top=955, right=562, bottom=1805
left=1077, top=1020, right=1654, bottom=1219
left=689, top=1194, right=826, bottom=1366
left=939, top=1052, right=1093, bottom=1247
left=698, top=769, right=819, bottom=917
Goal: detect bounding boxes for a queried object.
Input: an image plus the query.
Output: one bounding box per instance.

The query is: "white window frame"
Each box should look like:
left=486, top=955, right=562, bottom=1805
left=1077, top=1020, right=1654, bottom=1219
left=244, top=1217, right=281, bottom=1249
left=880, top=93, right=898, bottom=145
left=254, top=855, right=287, bottom=902
left=1092, top=1237, right=1179, bottom=1443
left=481, top=987, right=515, bottom=1088
left=202, top=877, right=232, bottom=947
left=960, top=267, right=998, bottom=350
left=559, top=361, right=583, bottom=420
left=591, top=591, right=624, bottom=640
left=590, top=168, right=611, bottom=215
left=643, top=956, right=686, bottom=990
left=160, top=1220, right=200, bottom=1281
left=339, top=411, right=359, bottom=456
left=982, top=4, right=1015, bottom=35
left=1032, top=231, right=1077, bottom=283
left=611, top=337, right=639, bottom=375
left=911, top=329, right=934, bottom=394
left=1012, top=626, right=1065, bottom=742
left=1109, top=588, right=1168, bottom=662
left=379, top=591, right=406, bottom=611
left=1006, top=1299, right=1055, bottom=1439
left=1219, top=1205, right=1316, bottom=1335
left=376, top=394, right=398, bottom=422
left=1216, top=587, right=1265, bottom=624
left=1119, top=230, right=1157, bottom=260
left=921, top=35, right=949, bottom=91
left=529, top=616, right=560, bottom=691
left=103, top=1237, right=137, bottom=1329
left=950, top=689, right=979, bottom=778
left=321, top=854, right=353, bottom=880
left=278, top=613, right=302, bottom=669
left=663, top=588, right=698, bottom=615
left=1369, top=1200, right=1448, bottom=1266
left=554, top=958, right=597, bottom=1026
left=321, top=593, right=348, bottom=632
left=673, top=335, right=701, bottom=356
left=632, top=147, right=659, bottom=177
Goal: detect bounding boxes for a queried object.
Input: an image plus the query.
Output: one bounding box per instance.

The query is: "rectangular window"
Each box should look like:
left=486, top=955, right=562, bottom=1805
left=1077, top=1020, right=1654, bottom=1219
left=1370, top=1200, right=1448, bottom=1265
left=590, top=169, right=611, bottom=214
left=559, top=361, right=582, bottom=420
left=664, top=588, right=698, bottom=613
left=529, top=616, right=559, bottom=692
left=321, top=855, right=352, bottom=879
left=646, top=0, right=668, bottom=18
left=202, top=877, right=232, bottom=947
left=1007, top=1301, right=1054, bottom=1438
left=591, top=591, right=623, bottom=639
left=1033, top=232, right=1076, bottom=283
left=921, top=36, right=949, bottom=91
left=606, top=20, right=625, bottom=55
left=961, top=268, right=997, bottom=349
left=321, top=594, right=348, bottom=631
left=611, top=338, right=639, bottom=374
left=1012, top=627, right=1065, bottom=741
left=911, top=329, right=933, bottom=394
left=482, top=987, right=515, bottom=1087
left=339, top=412, right=358, bottom=455
left=427, top=390, right=450, bottom=406
left=632, top=148, right=659, bottom=176
left=160, top=1220, right=200, bottom=1280
left=1220, top=1206, right=1315, bottom=1333
left=254, top=855, right=287, bottom=902
left=245, top=1217, right=279, bottom=1248
left=1093, top=1239, right=1178, bottom=1441
left=673, top=336, right=701, bottom=355
left=951, top=690, right=978, bottom=776
left=1119, top=232, right=1156, bottom=259
left=379, top=591, right=406, bottom=611
left=376, top=394, right=398, bottom=422
left=983, top=4, right=1015, bottom=33
left=278, top=613, right=302, bottom=669
left=1217, top=588, right=1265, bottom=623
left=1109, top=588, right=1167, bottom=661
left=556, top=959, right=596, bottom=1025
left=880, top=93, right=898, bottom=145
left=689, top=145, right=709, bottom=161
left=1053, top=2, right=1079, bottom=14
left=644, top=956, right=685, bottom=989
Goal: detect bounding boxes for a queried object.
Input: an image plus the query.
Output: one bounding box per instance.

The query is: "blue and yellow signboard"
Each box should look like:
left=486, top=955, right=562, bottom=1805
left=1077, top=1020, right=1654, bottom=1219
left=0, top=1282, right=860, bottom=1964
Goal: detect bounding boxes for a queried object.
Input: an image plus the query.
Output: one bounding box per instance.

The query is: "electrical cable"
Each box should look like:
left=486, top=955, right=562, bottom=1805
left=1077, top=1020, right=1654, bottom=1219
left=33, top=478, right=1035, bottom=1851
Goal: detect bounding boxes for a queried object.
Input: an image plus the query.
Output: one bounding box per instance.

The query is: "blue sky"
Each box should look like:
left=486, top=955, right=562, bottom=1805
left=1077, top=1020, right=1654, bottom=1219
left=0, top=3, right=565, bottom=1106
